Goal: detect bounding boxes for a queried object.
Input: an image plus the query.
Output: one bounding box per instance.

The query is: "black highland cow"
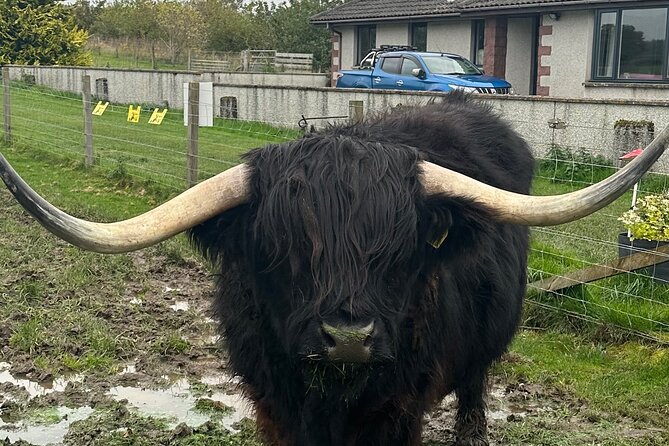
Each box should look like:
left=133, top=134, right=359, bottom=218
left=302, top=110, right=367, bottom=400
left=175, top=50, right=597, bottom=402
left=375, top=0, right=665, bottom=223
left=190, top=96, right=531, bottom=445
left=1, top=93, right=667, bottom=446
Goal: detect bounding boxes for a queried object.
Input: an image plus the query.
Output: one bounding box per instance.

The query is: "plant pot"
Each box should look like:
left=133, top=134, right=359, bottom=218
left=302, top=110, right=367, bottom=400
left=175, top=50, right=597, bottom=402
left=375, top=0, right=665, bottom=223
left=617, top=232, right=669, bottom=283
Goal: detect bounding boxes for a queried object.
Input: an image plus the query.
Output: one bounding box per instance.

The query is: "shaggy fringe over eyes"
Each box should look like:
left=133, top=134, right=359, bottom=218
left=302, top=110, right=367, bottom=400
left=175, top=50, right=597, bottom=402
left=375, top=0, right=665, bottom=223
left=244, top=134, right=423, bottom=306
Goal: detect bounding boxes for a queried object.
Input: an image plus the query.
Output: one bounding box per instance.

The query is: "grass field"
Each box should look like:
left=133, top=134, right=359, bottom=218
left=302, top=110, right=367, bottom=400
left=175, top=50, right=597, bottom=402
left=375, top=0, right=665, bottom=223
left=2, top=82, right=299, bottom=198
left=88, top=44, right=188, bottom=71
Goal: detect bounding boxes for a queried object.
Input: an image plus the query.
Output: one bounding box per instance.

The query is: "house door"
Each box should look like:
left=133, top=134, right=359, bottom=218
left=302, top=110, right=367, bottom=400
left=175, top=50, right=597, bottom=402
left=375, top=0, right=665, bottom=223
left=505, top=16, right=540, bottom=95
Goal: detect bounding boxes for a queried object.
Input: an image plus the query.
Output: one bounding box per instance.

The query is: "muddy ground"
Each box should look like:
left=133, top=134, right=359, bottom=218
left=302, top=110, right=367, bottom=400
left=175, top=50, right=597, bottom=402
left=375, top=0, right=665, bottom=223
left=0, top=224, right=666, bottom=445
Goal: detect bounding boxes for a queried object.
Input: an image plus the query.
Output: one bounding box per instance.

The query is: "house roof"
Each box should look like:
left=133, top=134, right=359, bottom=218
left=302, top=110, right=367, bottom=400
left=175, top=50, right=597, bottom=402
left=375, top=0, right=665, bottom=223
left=310, top=0, right=463, bottom=24
left=311, top=0, right=647, bottom=24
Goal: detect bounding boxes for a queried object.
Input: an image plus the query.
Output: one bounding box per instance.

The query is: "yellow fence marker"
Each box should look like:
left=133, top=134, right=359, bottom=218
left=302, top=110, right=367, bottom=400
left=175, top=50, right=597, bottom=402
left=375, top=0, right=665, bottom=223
left=127, top=105, right=141, bottom=123
left=92, top=101, right=109, bottom=116
left=148, top=108, right=168, bottom=125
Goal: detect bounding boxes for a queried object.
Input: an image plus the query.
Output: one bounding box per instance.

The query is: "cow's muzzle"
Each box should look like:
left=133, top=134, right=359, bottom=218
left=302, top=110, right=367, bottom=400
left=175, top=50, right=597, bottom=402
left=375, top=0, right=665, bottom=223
left=321, top=321, right=374, bottom=363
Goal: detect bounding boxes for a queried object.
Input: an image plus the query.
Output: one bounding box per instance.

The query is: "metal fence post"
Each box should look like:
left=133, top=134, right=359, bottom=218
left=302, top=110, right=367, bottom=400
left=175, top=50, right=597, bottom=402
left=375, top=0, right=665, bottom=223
left=2, top=67, right=11, bottom=144
left=82, top=75, right=94, bottom=167
left=187, top=82, right=199, bottom=188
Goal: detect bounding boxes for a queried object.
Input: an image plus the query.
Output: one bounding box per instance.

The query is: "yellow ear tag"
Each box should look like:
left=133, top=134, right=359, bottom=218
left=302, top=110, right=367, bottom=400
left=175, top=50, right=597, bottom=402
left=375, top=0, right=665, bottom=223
left=429, top=228, right=449, bottom=249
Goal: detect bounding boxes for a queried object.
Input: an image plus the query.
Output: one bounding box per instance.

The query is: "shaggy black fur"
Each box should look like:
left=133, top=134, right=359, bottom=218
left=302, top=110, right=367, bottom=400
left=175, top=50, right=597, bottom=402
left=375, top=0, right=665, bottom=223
left=189, top=92, right=534, bottom=446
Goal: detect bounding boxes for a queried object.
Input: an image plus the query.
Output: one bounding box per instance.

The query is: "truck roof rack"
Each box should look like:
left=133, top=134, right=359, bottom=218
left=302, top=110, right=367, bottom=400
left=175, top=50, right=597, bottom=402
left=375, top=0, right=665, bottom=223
left=377, top=45, right=417, bottom=52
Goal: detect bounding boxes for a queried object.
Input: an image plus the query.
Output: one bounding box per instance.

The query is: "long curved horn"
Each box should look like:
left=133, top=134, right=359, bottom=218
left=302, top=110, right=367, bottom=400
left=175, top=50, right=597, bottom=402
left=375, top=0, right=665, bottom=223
left=2, top=125, right=668, bottom=253
left=420, top=124, right=669, bottom=226
left=0, top=154, right=250, bottom=253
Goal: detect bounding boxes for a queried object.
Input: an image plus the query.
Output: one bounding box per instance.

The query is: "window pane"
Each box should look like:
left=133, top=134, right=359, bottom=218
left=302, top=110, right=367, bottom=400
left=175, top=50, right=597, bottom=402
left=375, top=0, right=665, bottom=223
left=596, top=12, right=617, bottom=77
left=381, top=57, right=401, bottom=74
left=357, top=25, right=377, bottom=63
left=473, top=20, right=485, bottom=67
left=401, top=58, right=420, bottom=75
left=411, top=23, right=427, bottom=52
left=618, top=8, right=667, bottom=80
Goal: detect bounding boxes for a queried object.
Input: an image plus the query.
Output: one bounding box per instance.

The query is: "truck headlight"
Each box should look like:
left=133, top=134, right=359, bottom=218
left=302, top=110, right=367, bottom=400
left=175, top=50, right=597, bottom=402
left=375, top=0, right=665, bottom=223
left=448, top=85, right=477, bottom=93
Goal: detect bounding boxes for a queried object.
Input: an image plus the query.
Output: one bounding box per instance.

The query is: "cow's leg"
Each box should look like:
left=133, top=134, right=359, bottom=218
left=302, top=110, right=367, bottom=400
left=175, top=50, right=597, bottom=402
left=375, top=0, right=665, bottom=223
left=352, top=410, right=422, bottom=446
left=454, top=370, right=488, bottom=446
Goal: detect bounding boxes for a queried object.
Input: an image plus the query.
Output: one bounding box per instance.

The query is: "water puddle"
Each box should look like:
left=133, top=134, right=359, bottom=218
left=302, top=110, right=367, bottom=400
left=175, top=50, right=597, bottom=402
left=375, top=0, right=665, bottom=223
left=170, top=301, right=190, bottom=312
left=0, top=406, right=94, bottom=446
left=0, top=363, right=82, bottom=399
left=108, top=377, right=253, bottom=430
left=0, top=362, right=254, bottom=444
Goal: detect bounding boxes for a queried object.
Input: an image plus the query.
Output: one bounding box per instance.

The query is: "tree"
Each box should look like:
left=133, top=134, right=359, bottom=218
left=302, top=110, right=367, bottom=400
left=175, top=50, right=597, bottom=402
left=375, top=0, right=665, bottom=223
left=69, top=0, right=107, bottom=31
left=195, top=0, right=268, bottom=52
left=268, top=0, right=344, bottom=71
left=156, top=1, right=204, bottom=64
left=92, top=0, right=162, bottom=67
left=0, top=0, right=91, bottom=65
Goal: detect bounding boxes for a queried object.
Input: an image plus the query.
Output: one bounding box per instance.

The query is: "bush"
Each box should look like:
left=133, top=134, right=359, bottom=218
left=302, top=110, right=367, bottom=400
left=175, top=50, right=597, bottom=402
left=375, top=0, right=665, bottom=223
left=619, top=193, right=669, bottom=241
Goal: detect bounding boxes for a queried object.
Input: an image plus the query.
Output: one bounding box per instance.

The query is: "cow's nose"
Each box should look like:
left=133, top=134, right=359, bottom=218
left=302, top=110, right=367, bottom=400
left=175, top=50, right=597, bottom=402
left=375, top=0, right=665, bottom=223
left=321, top=321, right=374, bottom=363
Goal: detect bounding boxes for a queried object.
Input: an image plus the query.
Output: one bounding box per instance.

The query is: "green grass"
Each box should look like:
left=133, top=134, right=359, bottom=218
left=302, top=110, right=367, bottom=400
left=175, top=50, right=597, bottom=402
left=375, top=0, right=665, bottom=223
left=151, top=332, right=191, bottom=356
left=501, top=331, right=669, bottom=427
left=89, top=46, right=188, bottom=71
left=528, top=167, right=669, bottom=341
left=0, top=149, right=208, bottom=374
left=1, top=81, right=299, bottom=197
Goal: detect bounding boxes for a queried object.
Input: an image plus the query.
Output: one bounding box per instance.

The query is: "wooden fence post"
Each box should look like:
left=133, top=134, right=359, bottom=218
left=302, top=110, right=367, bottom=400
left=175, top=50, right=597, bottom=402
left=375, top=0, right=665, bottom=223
left=82, top=75, right=94, bottom=167
left=349, top=100, right=364, bottom=122
left=2, top=67, right=11, bottom=144
left=187, top=82, right=199, bottom=188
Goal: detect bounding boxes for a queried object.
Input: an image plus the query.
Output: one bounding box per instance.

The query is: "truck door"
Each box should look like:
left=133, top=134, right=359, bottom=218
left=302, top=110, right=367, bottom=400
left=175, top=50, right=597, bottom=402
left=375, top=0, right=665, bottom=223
left=373, top=56, right=403, bottom=89
left=397, top=56, right=427, bottom=91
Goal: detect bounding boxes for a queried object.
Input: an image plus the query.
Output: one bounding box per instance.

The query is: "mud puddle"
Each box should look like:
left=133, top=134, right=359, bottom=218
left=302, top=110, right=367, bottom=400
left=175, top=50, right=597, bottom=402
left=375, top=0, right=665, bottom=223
left=0, top=363, right=82, bottom=399
left=109, top=375, right=252, bottom=431
left=0, top=406, right=94, bottom=446
left=0, top=360, right=253, bottom=445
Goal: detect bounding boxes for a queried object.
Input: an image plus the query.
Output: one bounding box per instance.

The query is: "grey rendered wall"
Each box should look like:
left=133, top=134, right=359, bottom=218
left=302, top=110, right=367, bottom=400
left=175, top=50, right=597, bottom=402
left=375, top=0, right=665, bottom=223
left=427, top=20, right=471, bottom=57
left=506, top=18, right=534, bottom=96
left=584, top=83, right=669, bottom=100
left=8, top=65, right=197, bottom=108
left=5, top=65, right=329, bottom=109
left=212, top=84, right=669, bottom=171
left=377, top=23, right=409, bottom=47
left=547, top=11, right=592, bottom=98
left=338, top=26, right=357, bottom=69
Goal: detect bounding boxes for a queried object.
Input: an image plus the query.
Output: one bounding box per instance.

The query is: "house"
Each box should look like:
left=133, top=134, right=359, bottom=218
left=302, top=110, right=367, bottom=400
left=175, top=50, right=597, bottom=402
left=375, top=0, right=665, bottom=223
left=311, top=0, right=669, bottom=100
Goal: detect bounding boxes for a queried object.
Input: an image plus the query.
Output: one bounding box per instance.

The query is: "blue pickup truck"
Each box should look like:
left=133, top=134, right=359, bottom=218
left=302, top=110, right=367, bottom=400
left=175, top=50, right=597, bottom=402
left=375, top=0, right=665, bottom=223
left=335, top=47, right=513, bottom=94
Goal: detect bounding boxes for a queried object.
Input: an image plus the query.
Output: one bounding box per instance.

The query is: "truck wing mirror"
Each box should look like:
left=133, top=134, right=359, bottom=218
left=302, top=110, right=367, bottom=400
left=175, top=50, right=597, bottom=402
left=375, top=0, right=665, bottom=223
left=412, top=68, right=426, bottom=79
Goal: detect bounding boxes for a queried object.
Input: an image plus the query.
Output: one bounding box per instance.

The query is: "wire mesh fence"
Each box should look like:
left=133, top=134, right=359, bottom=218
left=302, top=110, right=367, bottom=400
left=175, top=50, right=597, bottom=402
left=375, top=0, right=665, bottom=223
left=1, top=74, right=668, bottom=345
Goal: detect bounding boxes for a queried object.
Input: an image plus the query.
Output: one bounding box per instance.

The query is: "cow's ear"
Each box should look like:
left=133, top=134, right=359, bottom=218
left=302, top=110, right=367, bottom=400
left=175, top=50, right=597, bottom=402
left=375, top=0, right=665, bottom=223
left=423, top=203, right=453, bottom=250
left=422, top=197, right=495, bottom=254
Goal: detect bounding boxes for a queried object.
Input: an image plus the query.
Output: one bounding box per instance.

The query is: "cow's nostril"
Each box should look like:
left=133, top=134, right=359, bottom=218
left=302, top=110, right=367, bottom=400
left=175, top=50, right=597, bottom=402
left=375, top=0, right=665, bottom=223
left=321, top=321, right=374, bottom=363
left=321, top=328, right=337, bottom=348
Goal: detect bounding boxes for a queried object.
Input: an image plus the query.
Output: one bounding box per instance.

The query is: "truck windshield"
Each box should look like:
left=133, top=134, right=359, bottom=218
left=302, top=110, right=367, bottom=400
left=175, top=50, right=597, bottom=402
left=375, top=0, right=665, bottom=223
left=422, top=55, right=482, bottom=75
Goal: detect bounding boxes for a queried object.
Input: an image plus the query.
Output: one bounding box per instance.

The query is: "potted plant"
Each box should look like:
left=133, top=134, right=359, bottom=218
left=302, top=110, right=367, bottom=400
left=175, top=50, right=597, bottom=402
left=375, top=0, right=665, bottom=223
left=618, top=193, right=669, bottom=282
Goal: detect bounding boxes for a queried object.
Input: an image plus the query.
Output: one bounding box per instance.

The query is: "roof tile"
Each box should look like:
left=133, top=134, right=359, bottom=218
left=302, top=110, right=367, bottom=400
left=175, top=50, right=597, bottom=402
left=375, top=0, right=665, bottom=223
left=311, top=0, right=643, bottom=23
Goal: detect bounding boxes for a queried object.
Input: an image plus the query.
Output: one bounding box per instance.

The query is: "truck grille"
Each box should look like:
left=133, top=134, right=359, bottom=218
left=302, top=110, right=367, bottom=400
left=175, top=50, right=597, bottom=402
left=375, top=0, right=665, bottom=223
left=476, top=87, right=511, bottom=94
